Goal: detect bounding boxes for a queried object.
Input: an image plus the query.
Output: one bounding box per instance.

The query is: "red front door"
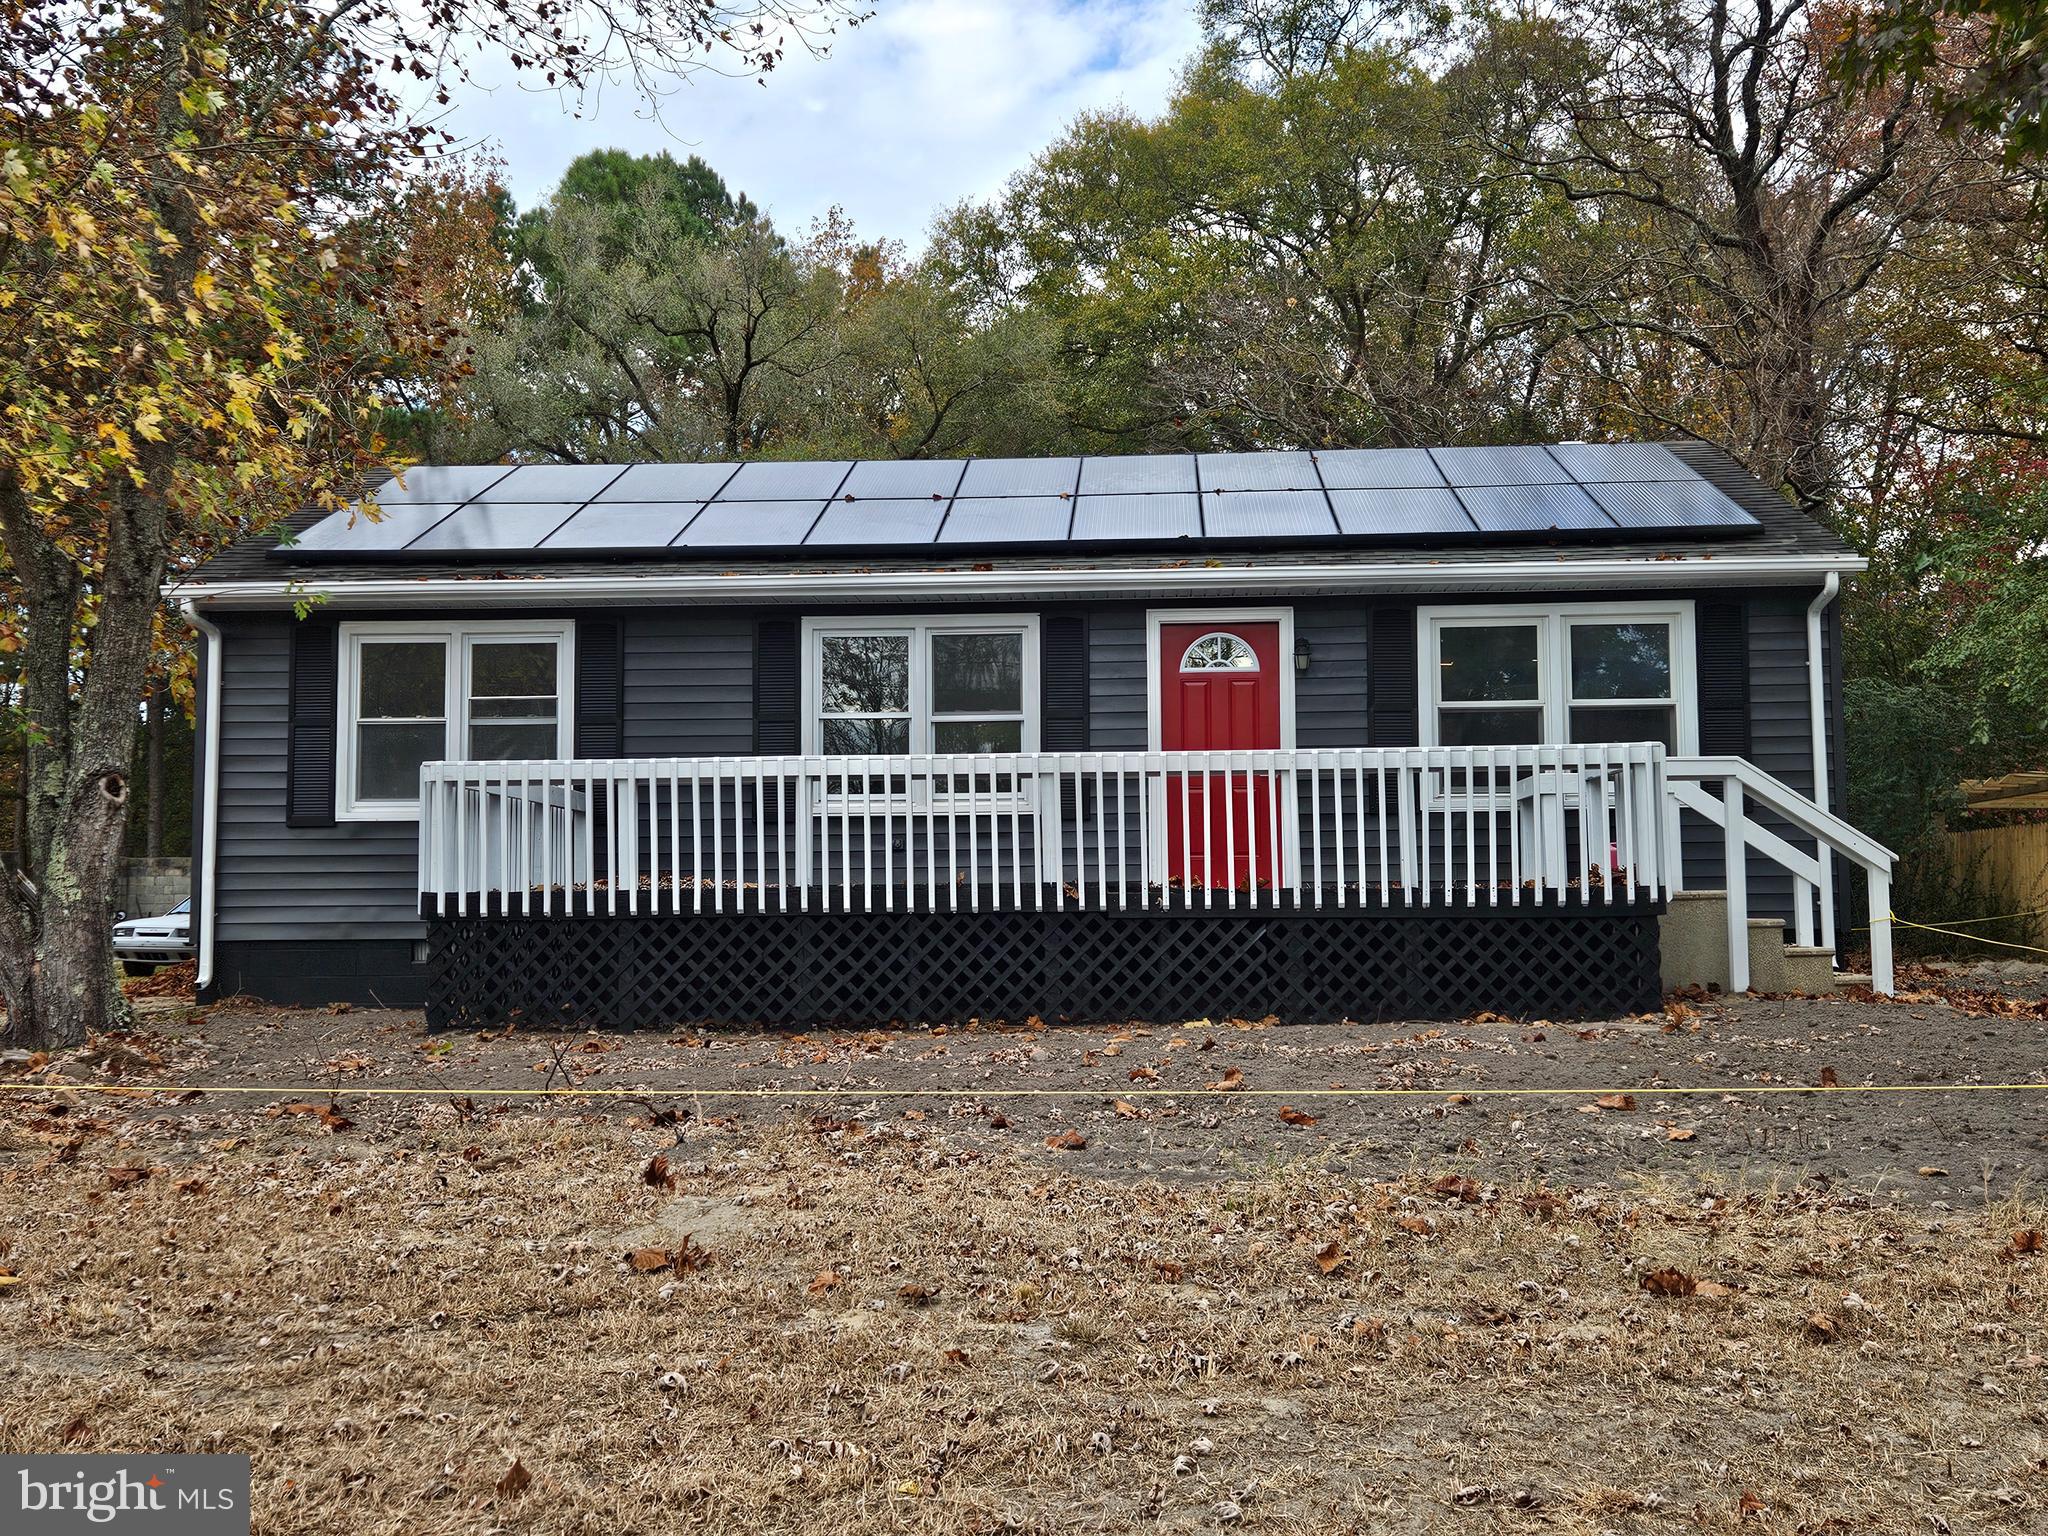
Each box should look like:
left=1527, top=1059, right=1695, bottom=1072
left=1160, top=621, right=1282, bottom=890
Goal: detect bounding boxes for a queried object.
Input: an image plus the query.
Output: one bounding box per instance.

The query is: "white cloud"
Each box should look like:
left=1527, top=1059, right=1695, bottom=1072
left=441, top=0, right=1202, bottom=245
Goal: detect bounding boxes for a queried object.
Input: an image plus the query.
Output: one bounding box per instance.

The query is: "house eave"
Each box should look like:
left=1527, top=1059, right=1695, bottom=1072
left=172, top=551, right=1866, bottom=609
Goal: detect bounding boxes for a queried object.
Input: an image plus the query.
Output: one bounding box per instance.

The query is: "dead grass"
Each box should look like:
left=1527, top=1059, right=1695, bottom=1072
left=0, top=1102, right=2043, bottom=1533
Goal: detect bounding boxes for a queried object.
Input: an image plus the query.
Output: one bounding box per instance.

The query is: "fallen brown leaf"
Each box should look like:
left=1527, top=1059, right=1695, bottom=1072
left=1045, top=1127, right=1087, bottom=1150
left=496, top=1459, right=531, bottom=1497
left=1595, top=1093, right=1637, bottom=1112
left=1313, top=1240, right=1346, bottom=1275
left=1209, top=1067, right=1244, bottom=1092
left=1112, top=1099, right=1143, bottom=1119
left=808, top=1268, right=843, bottom=1295
left=1277, top=1106, right=1318, bottom=1126
left=1665, top=1126, right=1696, bottom=1142
left=1642, top=1267, right=1698, bottom=1297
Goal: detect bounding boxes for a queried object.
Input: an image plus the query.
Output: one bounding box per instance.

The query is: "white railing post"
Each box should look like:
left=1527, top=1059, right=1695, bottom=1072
left=1722, top=777, right=1750, bottom=992
left=1867, top=867, right=1894, bottom=996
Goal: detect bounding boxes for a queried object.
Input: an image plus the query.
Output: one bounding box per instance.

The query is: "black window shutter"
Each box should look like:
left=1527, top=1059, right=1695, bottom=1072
left=574, top=618, right=624, bottom=757
left=286, top=621, right=338, bottom=827
left=1367, top=605, right=1419, bottom=746
left=1695, top=600, right=1751, bottom=756
left=754, top=618, right=800, bottom=754
left=1041, top=613, right=1089, bottom=750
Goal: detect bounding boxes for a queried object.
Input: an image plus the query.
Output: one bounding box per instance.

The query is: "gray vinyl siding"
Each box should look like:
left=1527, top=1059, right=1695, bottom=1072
left=1740, top=590, right=1827, bottom=926
left=622, top=611, right=755, bottom=756
left=206, top=589, right=1839, bottom=945
left=215, top=615, right=422, bottom=942
left=1296, top=609, right=1369, bottom=746
left=1088, top=608, right=1147, bottom=748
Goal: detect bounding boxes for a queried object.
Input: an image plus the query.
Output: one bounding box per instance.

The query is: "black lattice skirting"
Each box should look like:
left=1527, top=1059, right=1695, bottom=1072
left=425, top=894, right=1661, bottom=1030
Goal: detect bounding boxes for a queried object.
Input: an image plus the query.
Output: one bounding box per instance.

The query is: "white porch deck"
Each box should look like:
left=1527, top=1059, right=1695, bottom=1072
left=418, top=745, right=1894, bottom=994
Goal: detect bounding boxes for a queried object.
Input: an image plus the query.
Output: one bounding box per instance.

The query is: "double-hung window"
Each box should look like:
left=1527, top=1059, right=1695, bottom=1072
left=1422, top=603, right=1694, bottom=753
left=806, top=616, right=1038, bottom=756
left=339, top=621, right=573, bottom=818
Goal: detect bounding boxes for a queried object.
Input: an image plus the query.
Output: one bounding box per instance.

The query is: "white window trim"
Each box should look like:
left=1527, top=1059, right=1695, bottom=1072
left=337, top=619, right=576, bottom=822
left=799, top=613, right=1042, bottom=756
left=1416, top=600, right=1697, bottom=753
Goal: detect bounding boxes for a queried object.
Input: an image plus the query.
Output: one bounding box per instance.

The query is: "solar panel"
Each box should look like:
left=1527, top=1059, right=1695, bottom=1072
left=1077, top=455, right=1198, bottom=495
left=954, top=457, right=1081, bottom=498
left=407, top=503, right=583, bottom=552
left=1546, top=442, right=1692, bottom=483
left=713, top=461, right=851, bottom=501
left=1458, top=484, right=1613, bottom=532
left=837, top=460, right=967, bottom=501
left=371, top=465, right=515, bottom=505
left=276, top=441, right=1767, bottom=561
left=1585, top=480, right=1757, bottom=528
left=1198, top=451, right=1321, bottom=493
left=938, top=496, right=1073, bottom=543
left=1312, top=449, right=1446, bottom=489
left=461, top=464, right=628, bottom=503
left=1070, top=493, right=1201, bottom=541
left=1430, top=446, right=1573, bottom=487
left=540, top=502, right=705, bottom=549
left=593, top=462, right=741, bottom=502
left=289, top=503, right=465, bottom=552
left=675, top=502, right=825, bottom=547
left=1328, top=487, right=1476, bottom=536
left=807, top=499, right=945, bottom=546
left=1201, top=489, right=1336, bottom=539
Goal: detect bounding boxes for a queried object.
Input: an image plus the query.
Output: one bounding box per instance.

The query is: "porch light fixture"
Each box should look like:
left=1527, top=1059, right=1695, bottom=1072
left=1294, top=637, right=1312, bottom=674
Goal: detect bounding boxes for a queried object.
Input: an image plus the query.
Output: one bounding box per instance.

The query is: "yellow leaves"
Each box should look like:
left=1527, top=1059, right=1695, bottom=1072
left=179, top=83, right=228, bottom=118
left=95, top=422, right=135, bottom=462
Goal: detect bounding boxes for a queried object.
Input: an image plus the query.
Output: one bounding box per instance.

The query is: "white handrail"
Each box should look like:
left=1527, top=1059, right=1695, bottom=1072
left=418, top=744, right=1670, bottom=922
left=1665, top=755, right=1895, bottom=995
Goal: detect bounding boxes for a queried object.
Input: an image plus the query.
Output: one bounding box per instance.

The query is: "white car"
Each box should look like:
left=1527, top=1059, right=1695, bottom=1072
left=113, top=898, right=193, bottom=975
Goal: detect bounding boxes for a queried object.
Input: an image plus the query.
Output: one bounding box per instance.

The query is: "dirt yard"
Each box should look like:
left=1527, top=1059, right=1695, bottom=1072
left=0, top=969, right=2044, bottom=1532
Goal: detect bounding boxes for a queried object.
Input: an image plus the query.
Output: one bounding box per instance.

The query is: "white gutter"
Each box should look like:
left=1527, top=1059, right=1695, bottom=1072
left=179, top=600, right=223, bottom=992
left=1806, top=572, right=1840, bottom=956
left=175, top=552, right=1867, bottom=609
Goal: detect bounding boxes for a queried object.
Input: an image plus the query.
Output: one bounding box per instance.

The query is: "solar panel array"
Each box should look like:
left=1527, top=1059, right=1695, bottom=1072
left=282, top=444, right=1760, bottom=559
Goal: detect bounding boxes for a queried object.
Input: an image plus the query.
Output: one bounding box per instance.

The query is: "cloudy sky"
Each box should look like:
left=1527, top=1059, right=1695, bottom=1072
left=442, top=0, right=1203, bottom=245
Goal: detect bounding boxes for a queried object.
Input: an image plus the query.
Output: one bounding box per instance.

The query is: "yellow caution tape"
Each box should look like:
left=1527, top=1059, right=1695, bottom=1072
left=0, top=1080, right=2040, bottom=1101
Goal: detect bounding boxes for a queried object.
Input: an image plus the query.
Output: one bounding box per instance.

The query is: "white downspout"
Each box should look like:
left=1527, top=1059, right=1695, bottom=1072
left=179, top=600, right=223, bottom=992
left=1805, top=573, right=1839, bottom=956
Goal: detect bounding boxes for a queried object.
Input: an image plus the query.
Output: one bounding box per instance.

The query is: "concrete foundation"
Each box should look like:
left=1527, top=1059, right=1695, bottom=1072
left=1657, top=890, right=1838, bottom=995
left=1659, top=889, right=1731, bottom=991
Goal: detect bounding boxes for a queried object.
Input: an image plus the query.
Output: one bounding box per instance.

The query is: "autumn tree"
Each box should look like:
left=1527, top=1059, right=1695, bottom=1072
left=1513, top=0, right=2036, bottom=514
left=0, top=0, right=859, bottom=1048
left=925, top=9, right=1600, bottom=452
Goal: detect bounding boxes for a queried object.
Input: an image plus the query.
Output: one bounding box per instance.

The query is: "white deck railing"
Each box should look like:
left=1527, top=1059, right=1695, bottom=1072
left=1664, top=756, right=1895, bottom=994
left=418, top=744, right=1672, bottom=919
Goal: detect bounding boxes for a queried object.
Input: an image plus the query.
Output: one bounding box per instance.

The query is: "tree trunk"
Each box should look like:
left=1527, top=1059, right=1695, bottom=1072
left=146, top=687, right=165, bottom=860
left=0, top=766, right=134, bottom=1049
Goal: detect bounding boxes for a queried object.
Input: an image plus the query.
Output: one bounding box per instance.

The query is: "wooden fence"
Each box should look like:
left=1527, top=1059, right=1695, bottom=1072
left=1943, top=822, right=2048, bottom=910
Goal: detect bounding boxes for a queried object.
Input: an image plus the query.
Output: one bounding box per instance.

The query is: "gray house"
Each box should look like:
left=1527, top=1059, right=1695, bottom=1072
left=178, top=442, right=1895, bottom=1027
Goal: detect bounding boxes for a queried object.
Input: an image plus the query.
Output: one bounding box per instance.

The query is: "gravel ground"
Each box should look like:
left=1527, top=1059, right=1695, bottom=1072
left=28, top=961, right=2046, bottom=1205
